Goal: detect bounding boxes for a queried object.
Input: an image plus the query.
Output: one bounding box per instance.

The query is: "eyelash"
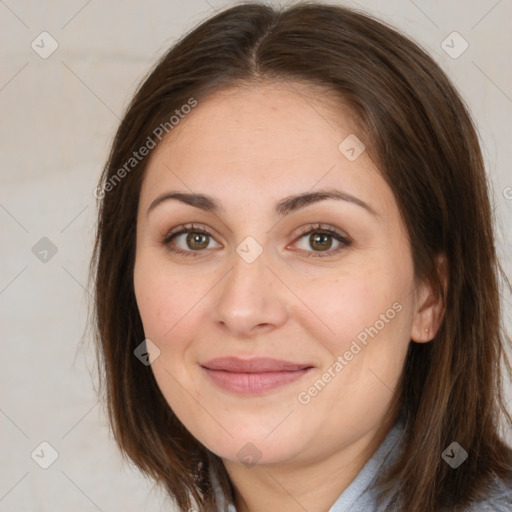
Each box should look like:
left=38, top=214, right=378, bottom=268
left=161, top=223, right=351, bottom=258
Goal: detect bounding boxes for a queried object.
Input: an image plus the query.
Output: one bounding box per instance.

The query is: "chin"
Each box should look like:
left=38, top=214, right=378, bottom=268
left=196, top=428, right=307, bottom=467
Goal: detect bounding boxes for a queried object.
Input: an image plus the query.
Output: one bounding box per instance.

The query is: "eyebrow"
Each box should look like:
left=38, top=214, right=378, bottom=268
left=147, top=188, right=377, bottom=217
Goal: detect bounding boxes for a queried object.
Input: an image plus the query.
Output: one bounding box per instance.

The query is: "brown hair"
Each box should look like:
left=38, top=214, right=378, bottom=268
left=89, top=2, right=512, bottom=511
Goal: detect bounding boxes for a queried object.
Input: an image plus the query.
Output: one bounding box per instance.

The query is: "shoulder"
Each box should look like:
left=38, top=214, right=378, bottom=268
left=461, top=476, right=512, bottom=512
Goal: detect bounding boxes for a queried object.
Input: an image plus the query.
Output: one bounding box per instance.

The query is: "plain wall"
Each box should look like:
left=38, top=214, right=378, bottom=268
left=1, top=0, right=511, bottom=510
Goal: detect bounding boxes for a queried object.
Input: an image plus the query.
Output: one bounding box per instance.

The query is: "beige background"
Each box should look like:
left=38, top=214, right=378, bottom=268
left=1, top=0, right=511, bottom=510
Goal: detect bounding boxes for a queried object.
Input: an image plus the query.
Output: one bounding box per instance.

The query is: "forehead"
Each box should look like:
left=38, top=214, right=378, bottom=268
left=157, top=81, right=359, bottom=161
left=140, top=82, right=393, bottom=219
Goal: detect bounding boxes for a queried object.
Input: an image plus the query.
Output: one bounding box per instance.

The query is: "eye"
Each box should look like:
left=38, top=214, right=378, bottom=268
left=161, top=222, right=351, bottom=259
left=162, top=223, right=221, bottom=257
left=291, top=223, right=351, bottom=258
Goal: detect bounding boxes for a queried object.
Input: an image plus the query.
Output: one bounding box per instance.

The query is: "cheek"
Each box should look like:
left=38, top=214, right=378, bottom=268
left=291, top=271, right=412, bottom=425
left=134, top=262, right=169, bottom=339
left=290, top=263, right=415, bottom=406
left=133, top=257, right=201, bottom=344
left=293, top=268, right=408, bottom=348
left=133, top=259, right=208, bottom=403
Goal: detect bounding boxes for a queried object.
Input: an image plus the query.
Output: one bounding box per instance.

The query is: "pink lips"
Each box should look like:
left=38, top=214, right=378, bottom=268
left=200, top=357, right=314, bottom=394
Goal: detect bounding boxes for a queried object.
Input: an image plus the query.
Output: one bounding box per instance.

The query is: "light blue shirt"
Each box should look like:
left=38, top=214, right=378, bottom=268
left=214, top=418, right=512, bottom=511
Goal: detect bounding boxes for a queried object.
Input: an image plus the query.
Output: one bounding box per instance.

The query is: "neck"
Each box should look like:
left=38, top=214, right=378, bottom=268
left=222, top=421, right=394, bottom=512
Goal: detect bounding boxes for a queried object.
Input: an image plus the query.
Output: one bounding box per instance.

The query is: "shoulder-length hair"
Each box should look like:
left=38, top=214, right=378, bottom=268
left=89, top=2, right=512, bottom=511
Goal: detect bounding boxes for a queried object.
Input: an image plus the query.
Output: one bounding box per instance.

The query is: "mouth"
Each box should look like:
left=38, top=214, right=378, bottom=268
left=200, top=357, right=314, bottom=394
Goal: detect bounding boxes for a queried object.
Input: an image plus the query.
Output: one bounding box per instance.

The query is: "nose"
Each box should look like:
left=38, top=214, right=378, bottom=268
left=212, top=249, right=289, bottom=339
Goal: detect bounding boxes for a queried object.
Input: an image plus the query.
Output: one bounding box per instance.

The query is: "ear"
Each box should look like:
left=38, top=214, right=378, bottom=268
left=410, top=254, right=447, bottom=343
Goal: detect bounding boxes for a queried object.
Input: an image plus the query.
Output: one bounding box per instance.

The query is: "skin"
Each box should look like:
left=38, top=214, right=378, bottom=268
left=133, top=82, right=444, bottom=512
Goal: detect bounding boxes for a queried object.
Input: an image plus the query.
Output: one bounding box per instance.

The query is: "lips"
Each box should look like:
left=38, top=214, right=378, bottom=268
left=200, top=357, right=314, bottom=394
left=201, top=357, right=312, bottom=372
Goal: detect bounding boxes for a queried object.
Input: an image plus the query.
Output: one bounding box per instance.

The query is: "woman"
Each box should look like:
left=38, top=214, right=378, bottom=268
left=89, top=2, right=512, bottom=511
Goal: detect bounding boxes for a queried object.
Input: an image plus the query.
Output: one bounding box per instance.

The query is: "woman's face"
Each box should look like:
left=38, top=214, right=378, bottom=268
left=133, top=82, right=431, bottom=467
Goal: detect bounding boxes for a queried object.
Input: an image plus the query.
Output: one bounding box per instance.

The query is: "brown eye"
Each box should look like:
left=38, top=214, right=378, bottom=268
left=185, top=232, right=210, bottom=250
left=162, top=224, right=222, bottom=257
left=292, top=224, right=351, bottom=258
left=309, top=232, right=333, bottom=251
